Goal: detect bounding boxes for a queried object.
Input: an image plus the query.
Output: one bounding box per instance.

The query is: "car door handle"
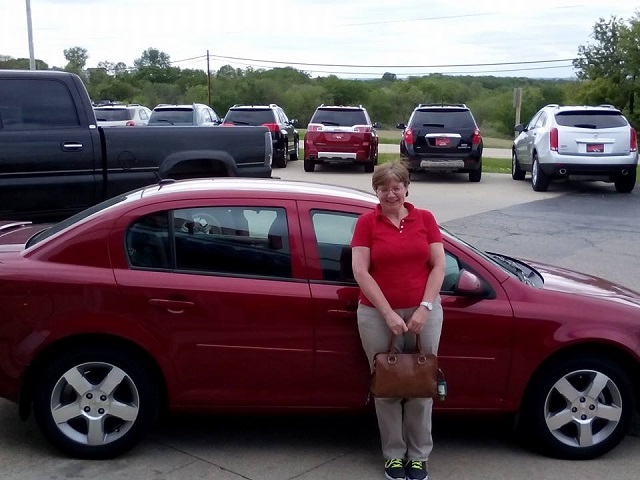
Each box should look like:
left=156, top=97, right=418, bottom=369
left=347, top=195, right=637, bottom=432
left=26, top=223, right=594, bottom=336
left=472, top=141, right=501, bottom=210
left=148, top=298, right=195, bottom=314
left=62, top=142, right=84, bottom=151
left=327, top=309, right=357, bottom=319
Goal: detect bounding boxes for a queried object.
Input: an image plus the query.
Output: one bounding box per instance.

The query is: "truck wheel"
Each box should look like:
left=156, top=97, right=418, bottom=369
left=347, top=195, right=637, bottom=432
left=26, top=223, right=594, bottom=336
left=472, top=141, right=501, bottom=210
left=614, top=168, right=635, bottom=193
left=519, top=355, right=633, bottom=459
left=290, top=140, right=299, bottom=161
left=304, top=159, right=315, bottom=172
left=512, top=150, right=526, bottom=180
left=468, top=160, right=482, bottom=182
left=531, top=155, right=549, bottom=192
left=33, top=346, right=159, bottom=459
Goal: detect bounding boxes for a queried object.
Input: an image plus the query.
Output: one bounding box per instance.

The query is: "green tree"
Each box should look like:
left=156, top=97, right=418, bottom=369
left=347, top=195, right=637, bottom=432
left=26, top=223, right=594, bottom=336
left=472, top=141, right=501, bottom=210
left=134, top=48, right=171, bottom=69
left=63, top=46, right=88, bottom=74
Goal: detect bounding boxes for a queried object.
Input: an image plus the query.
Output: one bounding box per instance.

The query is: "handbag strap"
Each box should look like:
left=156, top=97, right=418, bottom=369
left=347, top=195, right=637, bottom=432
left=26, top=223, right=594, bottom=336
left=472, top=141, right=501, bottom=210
left=387, top=334, right=424, bottom=354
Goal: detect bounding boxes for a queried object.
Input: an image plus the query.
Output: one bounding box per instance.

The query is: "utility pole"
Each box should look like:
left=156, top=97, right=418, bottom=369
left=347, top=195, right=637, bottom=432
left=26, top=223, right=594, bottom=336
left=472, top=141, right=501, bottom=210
left=207, top=50, right=211, bottom=107
left=25, top=0, right=36, bottom=70
left=513, top=87, right=523, bottom=134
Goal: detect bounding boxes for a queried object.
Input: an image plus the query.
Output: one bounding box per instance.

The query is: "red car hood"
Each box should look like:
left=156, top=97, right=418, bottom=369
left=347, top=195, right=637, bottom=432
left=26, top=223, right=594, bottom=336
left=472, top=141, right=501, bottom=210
left=528, top=259, right=640, bottom=308
left=0, top=221, right=51, bottom=255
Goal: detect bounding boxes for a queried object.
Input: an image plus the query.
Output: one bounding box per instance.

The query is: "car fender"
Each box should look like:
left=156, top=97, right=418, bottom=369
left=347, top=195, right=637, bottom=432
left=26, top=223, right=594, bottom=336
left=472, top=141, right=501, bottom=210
left=159, top=150, right=236, bottom=177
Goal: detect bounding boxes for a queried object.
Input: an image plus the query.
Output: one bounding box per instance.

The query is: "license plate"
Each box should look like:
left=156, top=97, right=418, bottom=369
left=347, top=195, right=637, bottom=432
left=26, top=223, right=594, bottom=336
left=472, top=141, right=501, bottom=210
left=587, top=143, right=604, bottom=153
left=435, top=137, right=451, bottom=147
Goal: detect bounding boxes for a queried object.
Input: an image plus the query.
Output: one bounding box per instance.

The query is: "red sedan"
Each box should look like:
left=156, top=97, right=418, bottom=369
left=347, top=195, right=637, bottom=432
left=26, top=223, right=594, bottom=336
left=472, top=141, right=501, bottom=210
left=1, top=178, right=639, bottom=460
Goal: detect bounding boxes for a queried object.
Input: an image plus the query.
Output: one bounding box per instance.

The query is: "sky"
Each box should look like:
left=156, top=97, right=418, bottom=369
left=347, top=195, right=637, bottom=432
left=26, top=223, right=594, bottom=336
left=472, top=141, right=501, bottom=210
left=1, top=0, right=639, bottom=80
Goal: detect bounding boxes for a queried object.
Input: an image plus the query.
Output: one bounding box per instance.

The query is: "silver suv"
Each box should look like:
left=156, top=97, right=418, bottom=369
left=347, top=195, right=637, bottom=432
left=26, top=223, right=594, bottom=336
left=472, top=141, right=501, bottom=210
left=512, top=104, right=638, bottom=192
left=93, top=104, right=152, bottom=127
left=148, top=103, right=221, bottom=126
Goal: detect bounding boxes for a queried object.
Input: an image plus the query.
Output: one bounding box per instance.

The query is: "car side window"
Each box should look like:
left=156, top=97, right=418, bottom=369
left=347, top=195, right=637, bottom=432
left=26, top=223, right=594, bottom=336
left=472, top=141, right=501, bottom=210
left=527, top=111, right=542, bottom=130
left=173, top=206, right=292, bottom=278
left=534, top=112, right=547, bottom=128
left=0, top=78, right=80, bottom=130
left=310, top=210, right=359, bottom=283
left=126, top=212, right=172, bottom=269
left=442, top=252, right=462, bottom=293
left=139, top=109, right=149, bottom=121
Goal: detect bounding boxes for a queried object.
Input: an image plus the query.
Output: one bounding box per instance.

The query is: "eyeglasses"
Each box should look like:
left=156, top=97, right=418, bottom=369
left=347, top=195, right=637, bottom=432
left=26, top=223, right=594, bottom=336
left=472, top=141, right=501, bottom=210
left=376, top=186, right=405, bottom=195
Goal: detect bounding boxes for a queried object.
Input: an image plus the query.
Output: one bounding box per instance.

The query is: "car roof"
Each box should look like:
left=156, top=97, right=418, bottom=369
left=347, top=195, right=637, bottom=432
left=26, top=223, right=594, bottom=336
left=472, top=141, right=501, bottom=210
left=316, top=104, right=366, bottom=110
left=543, top=104, right=623, bottom=114
left=138, top=178, right=378, bottom=204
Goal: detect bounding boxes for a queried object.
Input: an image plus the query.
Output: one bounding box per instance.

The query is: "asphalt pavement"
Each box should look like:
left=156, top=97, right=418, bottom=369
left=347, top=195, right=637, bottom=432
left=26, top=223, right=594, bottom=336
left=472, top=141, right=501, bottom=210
left=2, top=159, right=639, bottom=480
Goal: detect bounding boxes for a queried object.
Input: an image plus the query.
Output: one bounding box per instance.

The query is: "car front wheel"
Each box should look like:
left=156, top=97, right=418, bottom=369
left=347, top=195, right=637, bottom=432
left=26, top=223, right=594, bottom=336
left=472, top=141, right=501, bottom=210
left=33, top=346, right=160, bottom=459
left=520, top=355, right=634, bottom=460
left=512, top=150, right=526, bottom=180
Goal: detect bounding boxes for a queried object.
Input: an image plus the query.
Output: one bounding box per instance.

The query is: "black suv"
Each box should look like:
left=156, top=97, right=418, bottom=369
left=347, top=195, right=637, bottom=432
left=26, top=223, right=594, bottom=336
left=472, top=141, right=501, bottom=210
left=396, top=103, right=483, bottom=182
left=223, top=104, right=299, bottom=168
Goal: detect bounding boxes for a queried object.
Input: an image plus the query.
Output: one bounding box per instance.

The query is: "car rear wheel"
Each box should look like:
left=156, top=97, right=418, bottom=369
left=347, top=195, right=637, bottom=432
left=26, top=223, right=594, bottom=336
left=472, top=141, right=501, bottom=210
left=364, top=160, right=375, bottom=173
left=33, top=346, right=159, bottom=459
left=519, top=355, right=634, bottom=460
left=290, top=139, right=299, bottom=161
left=531, top=155, right=549, bottom=192
left=512, top=150, right=526, bottom=180
left=468, top=159, right=482, bottom=182
left=274, top=149, right=287, bottom=168
left=614, top=168, right=636, bottom=193
left=304, top=158, right=315, bottom=172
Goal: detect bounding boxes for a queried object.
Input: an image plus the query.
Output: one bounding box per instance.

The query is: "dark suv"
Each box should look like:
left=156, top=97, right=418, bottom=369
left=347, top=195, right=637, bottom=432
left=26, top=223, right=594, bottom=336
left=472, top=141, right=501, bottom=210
left=222, top=104, right=299, bottom=169
left=396, top=103, right=483, bottom=182
left=304, top=105, right=381, bottom=173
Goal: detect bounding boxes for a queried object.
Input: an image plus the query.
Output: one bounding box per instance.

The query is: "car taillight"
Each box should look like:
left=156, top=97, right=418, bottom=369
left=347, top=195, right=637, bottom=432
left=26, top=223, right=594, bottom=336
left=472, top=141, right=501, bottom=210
left=550, top=127, right=559, bottom=151
left=126, top=120, right=135, bottom=126
left=404, top=128, right=414, bottom=145
left=307, top=123, right=323, bottom=132
left=472, top=128, right=482, bottom=145
left=262, top=123, right=279, bottom=133
left=353, top=125, right=372, bottom=133
left=631, top=127, right=638, bottom=152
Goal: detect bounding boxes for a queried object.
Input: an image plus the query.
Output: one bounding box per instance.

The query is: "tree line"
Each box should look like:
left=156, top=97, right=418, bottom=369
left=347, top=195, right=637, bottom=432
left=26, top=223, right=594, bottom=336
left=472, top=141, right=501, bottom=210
left=2, top=13, right=639, bottom=136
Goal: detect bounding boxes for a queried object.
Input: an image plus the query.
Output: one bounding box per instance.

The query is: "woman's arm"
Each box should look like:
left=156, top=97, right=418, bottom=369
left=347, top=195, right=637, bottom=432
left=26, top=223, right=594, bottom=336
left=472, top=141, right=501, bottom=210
left=407, top=242, right=446, bottom=333
left=352, top=246, right=408, bottom=335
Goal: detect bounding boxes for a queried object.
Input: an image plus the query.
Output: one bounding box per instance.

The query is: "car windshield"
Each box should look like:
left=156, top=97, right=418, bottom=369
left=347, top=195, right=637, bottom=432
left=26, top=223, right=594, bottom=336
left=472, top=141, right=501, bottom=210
left=311, top=109, right=367, bottom=126
left=25, top=192, right=139, bottom=248
left=149, top=109, right=194, bottom=125
left=411, top=110, right=475, bottom=129
left=555, top=111, right=627, bottom=129
left=225, top=109, right=274, bottom=125
left=94, top=109, right=133, bottom=121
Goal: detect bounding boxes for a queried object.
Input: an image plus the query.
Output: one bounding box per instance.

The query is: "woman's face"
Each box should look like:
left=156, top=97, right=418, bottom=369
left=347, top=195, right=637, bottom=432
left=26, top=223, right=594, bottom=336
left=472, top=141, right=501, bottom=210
left=375, top=180, right=407, bottom=211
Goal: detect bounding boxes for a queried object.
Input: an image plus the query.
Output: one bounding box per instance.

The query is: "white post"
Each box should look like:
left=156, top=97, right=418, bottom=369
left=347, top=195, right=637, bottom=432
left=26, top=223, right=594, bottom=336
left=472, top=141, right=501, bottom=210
left=25, top=0, right=36, bottom=70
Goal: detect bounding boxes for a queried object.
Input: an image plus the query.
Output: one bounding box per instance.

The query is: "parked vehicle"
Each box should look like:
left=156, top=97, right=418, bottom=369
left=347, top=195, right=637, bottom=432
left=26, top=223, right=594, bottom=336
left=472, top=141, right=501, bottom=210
left=0, top=70, right=272, bottom=221
left=512, top=104, right=638, bottom=192
left=148, top=103, right=221, bottom=127
left=223, top=104, right=299, bottom=168
left=396, top=103, right=483, bottom=182
left=303, top=104, right=380, bottom=173
left=93, top=104, right=152, bottom=127
left=1, top=178, right=640, bottom=460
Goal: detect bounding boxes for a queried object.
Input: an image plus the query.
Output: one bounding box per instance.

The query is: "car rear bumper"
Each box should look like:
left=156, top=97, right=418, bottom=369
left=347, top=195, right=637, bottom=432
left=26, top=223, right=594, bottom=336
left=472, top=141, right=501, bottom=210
left=402, top=152, right=481, bottom=172
left=304, top=146, right=374, bottom=164
left=540, top=162, right=637, bottom=178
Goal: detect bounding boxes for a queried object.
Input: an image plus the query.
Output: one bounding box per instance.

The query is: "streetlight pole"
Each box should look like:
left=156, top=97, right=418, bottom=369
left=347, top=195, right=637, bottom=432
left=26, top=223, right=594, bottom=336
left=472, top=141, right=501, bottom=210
left=25, top=0, right=36, bottom=70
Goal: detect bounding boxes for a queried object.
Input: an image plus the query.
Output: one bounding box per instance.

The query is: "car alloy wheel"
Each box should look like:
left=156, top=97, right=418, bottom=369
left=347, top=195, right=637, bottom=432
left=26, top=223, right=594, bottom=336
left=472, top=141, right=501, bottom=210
left=520, top=356, right=633, bottom=460
left=33, top=346, right=159, bottom=459
left=511, top=150, right=526, bottom=180
left=531, top=156, right=549, bottom=192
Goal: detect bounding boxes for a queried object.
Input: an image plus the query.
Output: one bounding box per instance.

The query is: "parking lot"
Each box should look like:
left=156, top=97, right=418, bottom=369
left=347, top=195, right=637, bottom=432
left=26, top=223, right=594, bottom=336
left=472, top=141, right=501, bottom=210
left=2, top=162, right=640, bottom=479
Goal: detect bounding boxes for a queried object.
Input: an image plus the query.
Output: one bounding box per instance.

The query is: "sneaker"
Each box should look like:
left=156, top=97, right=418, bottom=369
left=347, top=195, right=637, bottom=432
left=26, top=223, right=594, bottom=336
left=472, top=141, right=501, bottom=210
left=384, top=458, right=406, bottom=480
left=405, top=460, right=428, bottom=480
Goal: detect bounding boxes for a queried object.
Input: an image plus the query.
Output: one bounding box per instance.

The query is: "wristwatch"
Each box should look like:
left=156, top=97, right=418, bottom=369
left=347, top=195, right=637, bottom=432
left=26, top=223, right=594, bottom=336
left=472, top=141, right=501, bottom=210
left=420, top=301, right=434, bottom=311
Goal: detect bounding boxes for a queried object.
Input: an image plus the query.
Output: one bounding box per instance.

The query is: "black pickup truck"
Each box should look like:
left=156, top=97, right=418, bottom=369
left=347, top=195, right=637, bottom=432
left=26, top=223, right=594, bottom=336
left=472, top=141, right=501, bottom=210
left=0, top=70, right=272, bottom=221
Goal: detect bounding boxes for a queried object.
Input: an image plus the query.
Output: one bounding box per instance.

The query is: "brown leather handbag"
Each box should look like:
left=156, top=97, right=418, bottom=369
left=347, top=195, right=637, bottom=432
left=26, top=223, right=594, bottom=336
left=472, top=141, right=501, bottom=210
left=370, top=334, right=438, bottom=398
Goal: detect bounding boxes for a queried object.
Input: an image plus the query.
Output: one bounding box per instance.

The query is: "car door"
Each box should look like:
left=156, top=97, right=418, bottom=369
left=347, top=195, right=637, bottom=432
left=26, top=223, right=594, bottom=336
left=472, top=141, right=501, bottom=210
left=110, top=199, right=315, bottom=407
left=0, top=76, right=98, bottom=219
left=515, top=110, right=543, bottom=166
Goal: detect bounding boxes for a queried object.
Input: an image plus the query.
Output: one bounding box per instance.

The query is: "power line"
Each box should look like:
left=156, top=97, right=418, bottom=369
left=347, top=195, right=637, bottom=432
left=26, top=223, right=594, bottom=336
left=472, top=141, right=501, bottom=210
left=207, top=54, right=575, bottom=69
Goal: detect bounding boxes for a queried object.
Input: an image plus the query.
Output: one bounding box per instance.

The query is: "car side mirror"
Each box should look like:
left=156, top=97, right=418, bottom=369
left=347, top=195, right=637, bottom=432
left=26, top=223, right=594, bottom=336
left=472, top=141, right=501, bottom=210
left=372, top=122, right=382, bottom=128
left=396, top=123, right=406, bottom=130
left=290, top=119, right=298, bottom=126
left=514, top=124, right=525, bottom=133
left=454, top=269, right=486, bottom=296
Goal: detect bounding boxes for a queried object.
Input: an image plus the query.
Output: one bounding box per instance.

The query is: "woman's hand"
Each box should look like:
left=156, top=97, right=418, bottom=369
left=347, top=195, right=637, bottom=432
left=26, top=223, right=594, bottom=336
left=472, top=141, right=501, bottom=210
left=406, top=307, right=429, bottom=334
left=384, top=310, right=408, bottom=335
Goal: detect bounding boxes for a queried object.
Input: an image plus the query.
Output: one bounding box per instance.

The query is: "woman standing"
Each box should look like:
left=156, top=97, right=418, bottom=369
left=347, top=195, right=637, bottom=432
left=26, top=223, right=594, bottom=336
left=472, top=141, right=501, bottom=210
left=351, top=161, right=445, bottom=480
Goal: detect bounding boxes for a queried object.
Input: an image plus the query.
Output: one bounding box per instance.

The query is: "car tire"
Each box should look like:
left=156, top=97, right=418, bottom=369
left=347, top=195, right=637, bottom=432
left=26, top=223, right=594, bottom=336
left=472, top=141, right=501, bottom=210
left=304, top=159, right=315, bottom=172
left=614, top=168, right=636, bottom=193
left=512, top=150, right=526, bottom=180
left=364, top=160, right=375, bottom=173
left=519, top=355, right=634, bottom=460
left=531, top=155, right=549, bottom=192
left=32, top=345, right=160, bottom=459
left=290, top=139, right=299, bottom=161
left=468, top=159, right=482, bottom=182
left=274, top=150, right=287, bottom=168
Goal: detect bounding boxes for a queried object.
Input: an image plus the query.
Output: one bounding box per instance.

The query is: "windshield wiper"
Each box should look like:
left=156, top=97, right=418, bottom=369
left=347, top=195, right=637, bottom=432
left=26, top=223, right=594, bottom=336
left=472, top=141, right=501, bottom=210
left=422, top=123, right=445, bottom=127
left=488, top=253, right=534, bottom=285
